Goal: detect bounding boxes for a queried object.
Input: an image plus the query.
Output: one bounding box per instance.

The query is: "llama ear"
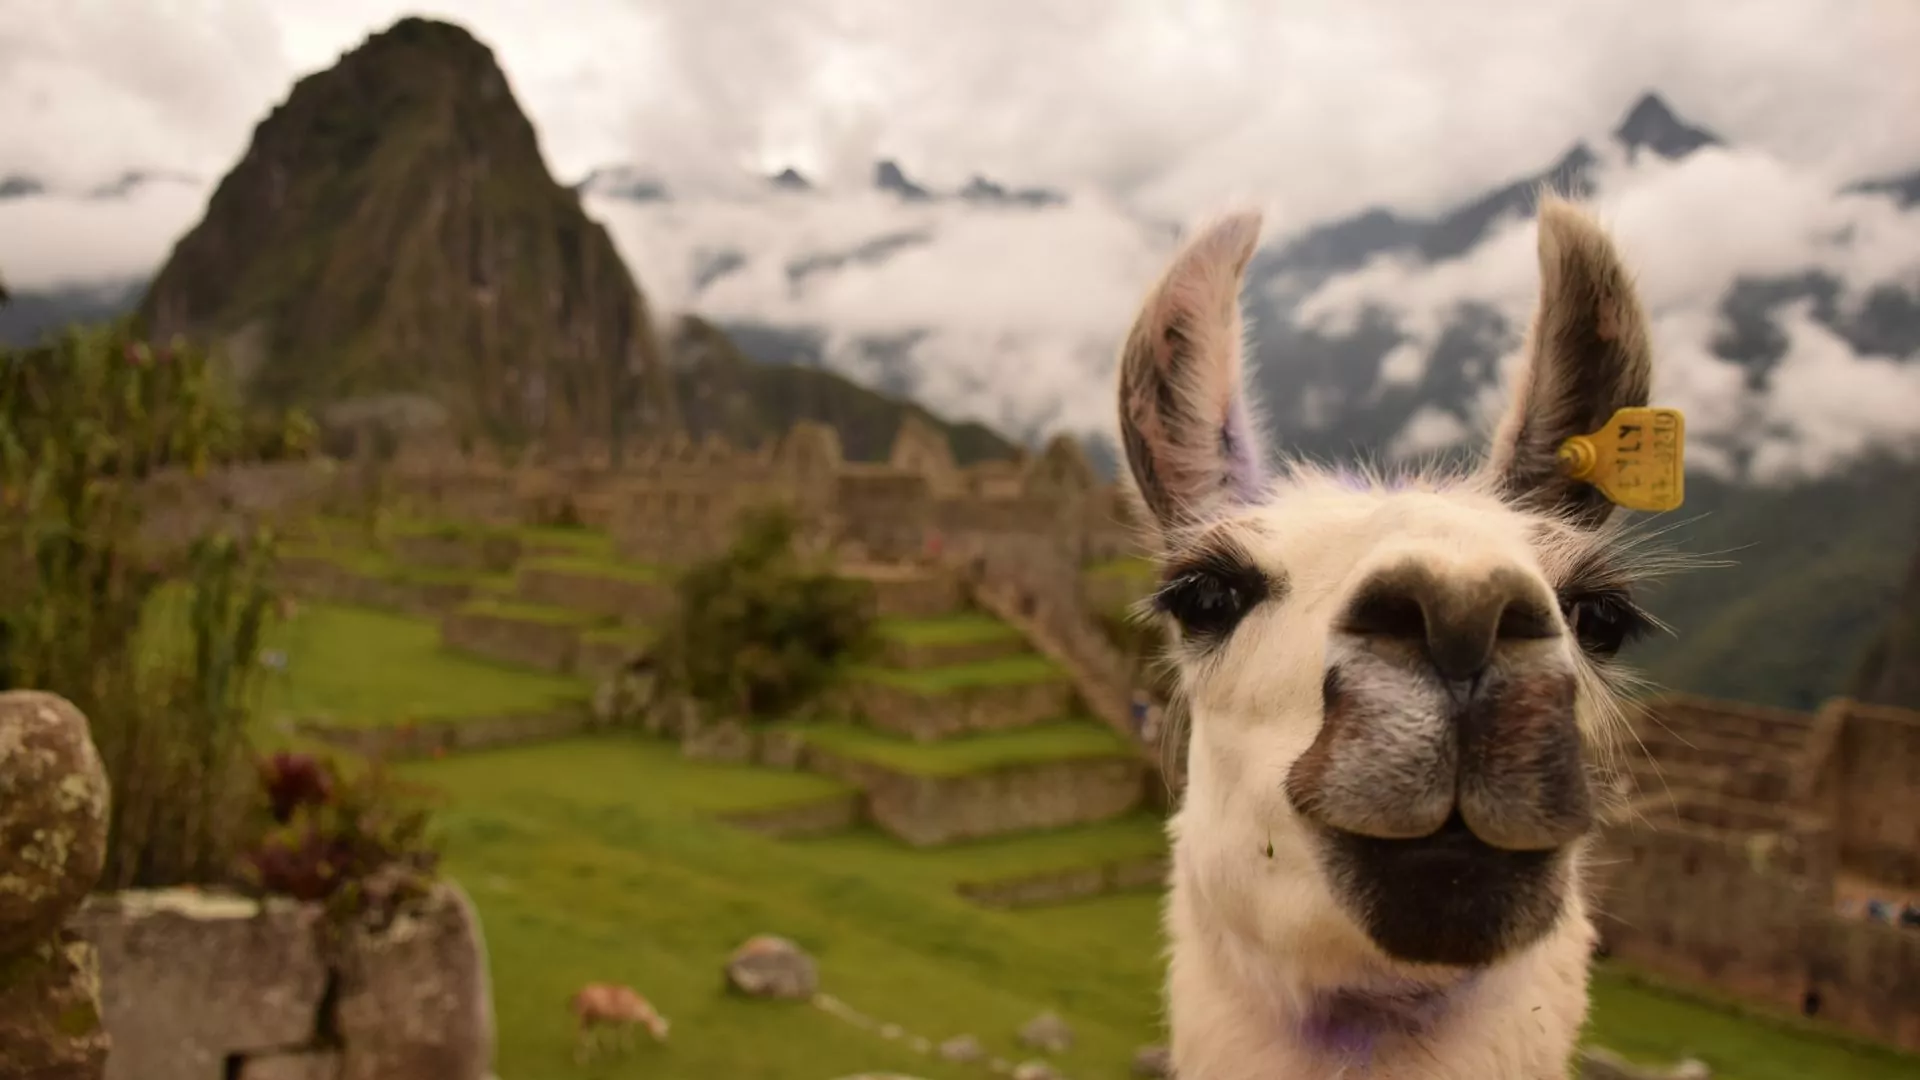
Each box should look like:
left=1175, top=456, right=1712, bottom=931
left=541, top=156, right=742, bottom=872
left=1116, top=210, right=1269, bottom=535
left=1481, top=195, right=1654, bottom=529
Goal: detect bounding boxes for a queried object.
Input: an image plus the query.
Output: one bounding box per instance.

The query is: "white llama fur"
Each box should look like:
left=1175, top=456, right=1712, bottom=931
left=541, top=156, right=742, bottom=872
left=1117, top=195, right=1665, bottom=1079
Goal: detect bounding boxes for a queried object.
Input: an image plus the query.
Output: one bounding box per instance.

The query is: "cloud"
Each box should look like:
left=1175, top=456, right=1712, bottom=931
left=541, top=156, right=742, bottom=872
left=1293, top=143, right=1920, bottom=479
left=3, top=0, right=1919, bottom=474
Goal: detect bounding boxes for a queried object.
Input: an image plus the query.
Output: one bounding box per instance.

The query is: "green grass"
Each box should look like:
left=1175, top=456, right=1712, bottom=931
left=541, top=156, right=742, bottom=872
left=519, top=553, right=665, bottom=585
left=391, top=736, right=1916, bottom=1080
left=396, top=737, right=1172, bottom=1080
left=790, top=719, right=1135, bottom=776
left=257, top=603, right=589, bottom=728
left=456, top=597, right=606, bottom=627
left=876, top=614, right=1024, bottom=647
left=519, top=524, right=618, bottom=557
left=850, top=654, right=1064, bottom=694
left=282, top=541, right=489, bottom=588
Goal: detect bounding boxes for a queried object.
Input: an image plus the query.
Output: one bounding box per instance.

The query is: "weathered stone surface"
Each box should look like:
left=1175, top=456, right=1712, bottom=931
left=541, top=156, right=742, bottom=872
left=1011, top=1061, right=1060, bottom=1080
left=682, top=719, right=757, bottom=764
left=806, top=748, right=1146, bottom=846
left=1018, top=1011, right=1074, bottom=1054
left=335, top=881, right=495, bottom=1080
left=74, top=890, right=330, bottom=1080
left=849, top=677, right=1072, bottom=742
left=724, top=934, right=818, bottom=1000
left=0, top=930, right=111, bottom=1080
left=236, top=1049, right=343, bottom=1080
left=0, top=691, right=111, bottom=956
left=1131, top=1044, right=1172, bottom=1078
left=937, top=1034, right=986, bottom=1063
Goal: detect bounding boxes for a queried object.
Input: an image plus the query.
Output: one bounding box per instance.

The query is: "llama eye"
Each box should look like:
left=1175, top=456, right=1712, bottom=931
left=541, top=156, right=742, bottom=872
left=1154, top=557, right=1268, bottom=640
left=1560, top=590, right=1649, bottom=658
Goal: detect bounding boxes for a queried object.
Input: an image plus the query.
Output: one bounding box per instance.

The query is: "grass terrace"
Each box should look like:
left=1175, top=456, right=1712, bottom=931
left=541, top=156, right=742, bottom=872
left=849, top=654, right=1065, bottom=694
left=875, top=614, right=1026, bottom=647
left=257, top=603, right=589, bottom=729
left=517, top=552, right=666, bottom=584
left=454, top=597, right=606, bottom=627
left=790, top=719, right=1135, bottom=776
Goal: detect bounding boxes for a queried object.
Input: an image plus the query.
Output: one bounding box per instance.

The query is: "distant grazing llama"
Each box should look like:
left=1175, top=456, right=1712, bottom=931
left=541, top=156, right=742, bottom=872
left=1118, top=195, right=1666, bottom=1079
left=569, top=982, right=670, bottom=1063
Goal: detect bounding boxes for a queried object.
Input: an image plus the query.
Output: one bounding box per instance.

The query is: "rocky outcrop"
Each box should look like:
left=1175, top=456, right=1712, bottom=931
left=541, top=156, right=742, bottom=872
left=136, top=16, right=675, bottom=450
left=0, top=690, right=113, bottom=1079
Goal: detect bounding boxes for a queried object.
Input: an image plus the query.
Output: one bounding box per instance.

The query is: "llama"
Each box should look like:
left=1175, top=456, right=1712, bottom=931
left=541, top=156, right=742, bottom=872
left=1117, top=195, right=1665, bottom=1079
left=568, top=981, right=670, bottom=1063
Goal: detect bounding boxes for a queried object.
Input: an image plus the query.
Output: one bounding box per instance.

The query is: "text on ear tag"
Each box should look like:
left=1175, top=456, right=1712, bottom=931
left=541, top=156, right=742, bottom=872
left=1555, top=406, right=1686, bottom=512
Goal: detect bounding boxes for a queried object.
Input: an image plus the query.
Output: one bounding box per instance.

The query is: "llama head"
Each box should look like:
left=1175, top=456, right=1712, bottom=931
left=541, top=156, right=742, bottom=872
left=1119, top=195, right=1656, bottom=973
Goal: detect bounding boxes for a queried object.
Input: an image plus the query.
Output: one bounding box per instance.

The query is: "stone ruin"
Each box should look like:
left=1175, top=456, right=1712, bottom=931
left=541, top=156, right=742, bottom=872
left=1594, top=692, right=1920, bottom=1053
left=0, top=690, right=497, bottom=1079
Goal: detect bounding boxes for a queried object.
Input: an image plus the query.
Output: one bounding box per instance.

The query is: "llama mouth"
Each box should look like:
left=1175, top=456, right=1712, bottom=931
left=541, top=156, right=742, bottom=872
left=1317, top=811, right=1567, bottom=968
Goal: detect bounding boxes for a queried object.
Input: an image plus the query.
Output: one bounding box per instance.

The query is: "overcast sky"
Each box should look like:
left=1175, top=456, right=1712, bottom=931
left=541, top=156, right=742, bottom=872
left=4, top=0, right=1919, bottom=223
left=4, top=1, right=1919, bottom=478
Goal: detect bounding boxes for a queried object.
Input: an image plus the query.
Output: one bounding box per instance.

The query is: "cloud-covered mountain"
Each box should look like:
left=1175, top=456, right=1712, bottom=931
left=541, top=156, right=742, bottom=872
left=5, top=90, right=1919, bottom=490
left=567, top=91, right=1920, bottom=485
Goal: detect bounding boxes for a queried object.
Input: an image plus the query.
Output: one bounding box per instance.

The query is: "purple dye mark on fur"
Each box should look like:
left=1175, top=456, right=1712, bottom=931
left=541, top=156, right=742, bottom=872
left=1218, top=400, right=1267, bottom=503
left=1295, top=976, right=1476, bottom=1068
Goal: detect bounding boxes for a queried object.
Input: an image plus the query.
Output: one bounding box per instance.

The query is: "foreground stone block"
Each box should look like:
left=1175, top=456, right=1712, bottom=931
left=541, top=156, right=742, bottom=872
left=0, top=690, right=113, bottom=1080
left=74, top=883, right=495, bottom=1080
left=76, top=890, right=329, bottom=1080
left=335, top=883, right=496, bottom=1080
left=0, top=691, right=112, bottom=955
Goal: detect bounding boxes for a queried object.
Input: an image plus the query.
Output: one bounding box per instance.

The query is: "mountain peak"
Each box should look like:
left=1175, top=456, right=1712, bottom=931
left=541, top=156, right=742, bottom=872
left=136, top=14, right=676, bottom=449
left=576, top=165, right=668, bottom=202
left=769, top=167, right=812, bottom=192
left=1613, top=91, right=1720, bottom=160
left=959, top=174, right=1067, bottom=208
left=875, top=160, right=931, bottom=200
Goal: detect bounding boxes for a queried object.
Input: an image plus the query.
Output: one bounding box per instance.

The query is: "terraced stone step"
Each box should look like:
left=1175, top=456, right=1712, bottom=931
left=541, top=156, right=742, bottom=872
left=955, top=852, right=1169, bottom=909
left=847, top=656, right=1073, bottom=741
left=440, top=599, right=607, bottom=674
left=578, top=625, right=656, bottom=677
left=789, top=720, right=1146, bottom=846
left=875, top=614, right=1030, bottom=669
left=840, top=563, right=963, bottom=618
left=277, top=547, right=508, bottom=617
left=713, top=790, right=864, bottom=839
left=513, top=554, right=674, bottom=623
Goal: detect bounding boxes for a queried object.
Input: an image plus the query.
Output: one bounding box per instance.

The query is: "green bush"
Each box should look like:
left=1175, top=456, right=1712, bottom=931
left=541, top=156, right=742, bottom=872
left=0, top=320, right=311, bottom=887
left=657, top=505, right=876, bottom=719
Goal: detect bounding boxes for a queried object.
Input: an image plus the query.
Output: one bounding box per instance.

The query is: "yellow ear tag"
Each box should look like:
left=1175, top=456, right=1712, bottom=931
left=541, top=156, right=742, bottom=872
left=1555, top=406, right=1686, bottom=512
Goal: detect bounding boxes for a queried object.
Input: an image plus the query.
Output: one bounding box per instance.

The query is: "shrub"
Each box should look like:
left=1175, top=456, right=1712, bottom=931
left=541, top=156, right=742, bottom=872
left=242, top=750, right=441, bottom=928
left=0, top=320, right=313, bottom=887
left=657, top=505, right=875, bottom=719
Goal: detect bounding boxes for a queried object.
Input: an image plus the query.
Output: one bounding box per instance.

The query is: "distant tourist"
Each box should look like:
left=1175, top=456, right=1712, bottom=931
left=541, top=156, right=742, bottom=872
left=1867, top=899, right=1894, bottom=924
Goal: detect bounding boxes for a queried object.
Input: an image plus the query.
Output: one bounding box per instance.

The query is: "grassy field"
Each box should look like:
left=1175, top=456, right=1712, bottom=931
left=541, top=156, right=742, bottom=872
left=223, top=540, right=1920, bottom=1080
left=395, top=735, right=1920, bottom=1080
left=258, top=603, right=589, bottom=728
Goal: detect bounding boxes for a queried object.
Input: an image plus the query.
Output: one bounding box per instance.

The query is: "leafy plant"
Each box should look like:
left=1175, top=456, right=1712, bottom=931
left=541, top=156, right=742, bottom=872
left=656, top=504, right=876, bottom=719
left=242, top=749, right=441, bottom=928
left=0, top=319, right=314, bottom=887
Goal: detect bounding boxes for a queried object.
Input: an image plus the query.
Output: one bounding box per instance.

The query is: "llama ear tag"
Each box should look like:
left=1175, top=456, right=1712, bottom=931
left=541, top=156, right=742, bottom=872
left=1556, top=406, right=1686, bottom=512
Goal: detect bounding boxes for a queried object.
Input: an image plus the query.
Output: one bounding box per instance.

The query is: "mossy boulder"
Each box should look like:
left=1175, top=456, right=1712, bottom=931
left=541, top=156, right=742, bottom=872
left=0, top=691, right=110, bottom=956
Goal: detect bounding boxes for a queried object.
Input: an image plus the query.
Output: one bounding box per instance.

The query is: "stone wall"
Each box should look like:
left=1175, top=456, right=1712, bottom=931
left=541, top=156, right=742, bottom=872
left=805, top=747, right=1146, bottom=846
left=846, top=565, right=962, bottom=619
left=74, top=885, right=494, bottom=1080
left=1592, top=815, right=1827, bottom=1015
left=278, top=556, right=475, bottom=618
left=955, top=854, right=1168, bottom=909
left=1808, top=914, right=1920, bottom=1052
left=513, top=563, right=674, bottom=622
left=297, top=707, right=592, bottom=761
left=1829, top=701, right=1920, bottom=888
left=848, top=678, right=1072, bottom=741
left=388, top=530, right=522, bottom=574
left=879, top=634, right=1029, bottom=669
left=439, top=609, right=583, bottom=673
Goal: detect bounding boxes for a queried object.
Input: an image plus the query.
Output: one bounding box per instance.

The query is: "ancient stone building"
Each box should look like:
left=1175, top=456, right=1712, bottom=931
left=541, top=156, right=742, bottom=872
left=1595, top=693, right=1920, bottom=1053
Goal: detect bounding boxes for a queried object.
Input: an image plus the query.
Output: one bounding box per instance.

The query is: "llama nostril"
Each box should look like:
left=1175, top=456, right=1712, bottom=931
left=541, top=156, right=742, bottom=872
left=1341, top=563, right=1559, bottom=683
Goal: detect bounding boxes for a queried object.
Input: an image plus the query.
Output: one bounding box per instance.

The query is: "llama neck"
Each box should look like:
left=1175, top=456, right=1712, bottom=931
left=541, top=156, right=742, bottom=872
left=1166, top=881, right=1593, bottom=1080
